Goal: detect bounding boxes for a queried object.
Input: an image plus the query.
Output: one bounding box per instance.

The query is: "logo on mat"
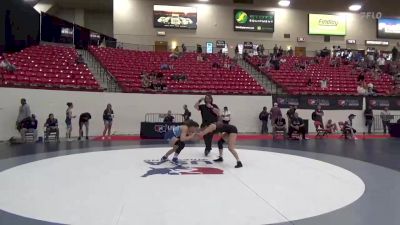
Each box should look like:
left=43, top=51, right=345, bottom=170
left=142, top=159, right=224, bottom=177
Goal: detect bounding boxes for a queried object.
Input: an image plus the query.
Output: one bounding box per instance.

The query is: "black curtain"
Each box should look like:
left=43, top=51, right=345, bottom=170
left=0, top=0, right=40, bottom=53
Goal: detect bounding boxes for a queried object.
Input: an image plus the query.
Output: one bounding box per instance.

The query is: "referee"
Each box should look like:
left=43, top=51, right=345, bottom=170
left=195, top=94, right=220, bottom=156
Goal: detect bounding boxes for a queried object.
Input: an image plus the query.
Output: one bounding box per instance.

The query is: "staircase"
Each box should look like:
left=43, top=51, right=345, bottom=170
left=78, top=49, right=121, bottom=92
left=237, top=58, right=284, bottom=94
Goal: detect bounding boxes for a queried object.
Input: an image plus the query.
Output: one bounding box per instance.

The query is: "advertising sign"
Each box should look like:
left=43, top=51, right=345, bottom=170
left=309, top=14, right=346, bottom=36
left=234, top=9, right=274, bottom=33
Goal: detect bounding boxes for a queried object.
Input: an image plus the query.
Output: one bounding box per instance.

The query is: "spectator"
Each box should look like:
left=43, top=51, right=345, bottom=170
left=78, top=112, right=91, bottom=141
left=0, top=56, right=16, bottom=73
left=20, top=114, right=38, bottom=142
left=273, top=44, right=278, bottom=55
left=286, top=105, right=297, bottom=125
left=357, top=84, right=367, bottom=95
left=392, top=46, right=398, bottom=61
left=221, top=106, right=231, bottom=124
left=163, top=110, right=174, bottom=124
left=306, top=78, right=312, bottom=87
left=269, top=102, right=282, bottom=127
left=160, top=63, right=171, bottom=70
left=181, top=43, right=187, bottom=53
left=288, top=113, right=307, bottom=140
left=312, top=105, right=324, bottom=129
left=380, top=107, right=392, bottom=134
left=234, top=45, right=239, bottom=58
left=197, top=54, right=203, bottom=62
left=364, top=106, right=374, bottom=134
left=273, top=114, right=287, bottom=138
left=196, top=44, right=202, bottom=53
left=76, top=54, right=85, bottom=64
left=326, top=119, right=338, bottom=133
left=44, top=113, right=59, bottom=142
left=183, top=105, right=191, bottom=121
left=212, top=61, right=221, bottom=68
left=344, top=114, right=357, bottom=139
left=260, top=44, right=265, bottom=55
left=278, top=46, right=284, bottom=57
left=366, top=83, right=376, bottom=96
left=377, top=55, right=386, bottom=70
left=320, top=78, right=329, bottom=89
left=288, top=47, right=293, bottom=56
left=102, top=104, right=114, bottom=140
left=16, top=98, right=31, bottom=131
left=357, top=72, right=365, bottom=82
left=259, top=107, right=269, bottom=134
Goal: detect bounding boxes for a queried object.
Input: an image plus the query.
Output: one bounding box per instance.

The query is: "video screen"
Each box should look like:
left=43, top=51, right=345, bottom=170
left=377, top=18, right=400, bottom=39
left=153, top=5, right=197, bottom=30
left=234, top=9, right=274, bottom=33
left=309, top=14, right=346, bottom=36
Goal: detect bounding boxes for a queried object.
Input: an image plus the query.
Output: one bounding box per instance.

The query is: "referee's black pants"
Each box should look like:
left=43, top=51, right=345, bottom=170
left=202, top=123, right=214, bottom=151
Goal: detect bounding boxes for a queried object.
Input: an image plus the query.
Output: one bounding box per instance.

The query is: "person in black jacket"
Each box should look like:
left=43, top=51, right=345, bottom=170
left=78, top=112, right=91, bottom=141
left=183, top=105, right=191, bottom=121
left=44, top=113, right=59, bottom=142
left=195, top=95, right=220, bottom=156
left=259, top=107, right=269, bottom=134
left=102, top=104, right=114, bottom=140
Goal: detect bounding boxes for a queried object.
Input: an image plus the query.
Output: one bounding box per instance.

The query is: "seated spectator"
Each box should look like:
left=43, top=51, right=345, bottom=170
left=306, top=78, right=313, bottom=87
left=172, top=74, right=187, bottom=82
left=76, top=54, right=85, bottom=64
left=366, top=83, right=377, bottom=96
left=357, top=85, right=367, bottom=95
left=212, top=61, right=221, bottom=69
left=320, top=78, right=329, bottom=89
left=197, top=54, right=203, bottom=62
left=0, top=56, right=16, bottom=73
left=44, top=113, right=59, bottom=142
left=160, top=63, right=171, bottom=70
left=163, top=110, right=174, bottom=124
left=288, top=113, right=307, bottom=140
left=344, top=114, right=357, bottom=139
left=273, top=114, right=287, bottom=138
left=312, top=105, right=324, bottom=129
left=377, top=55, right=386, bottom=70
left=20, top=114, right=38, bottom=142
left=326, top=119, right=338, bottom=133
left=141, top=73, right=153, bottom=89
left=357, top=72, right=365, bottom=82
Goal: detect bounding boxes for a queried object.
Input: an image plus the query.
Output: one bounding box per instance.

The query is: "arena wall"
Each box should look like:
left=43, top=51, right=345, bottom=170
left=0, top=88, right=390, bottom=141
left=113, top=0, right=395, bottom=53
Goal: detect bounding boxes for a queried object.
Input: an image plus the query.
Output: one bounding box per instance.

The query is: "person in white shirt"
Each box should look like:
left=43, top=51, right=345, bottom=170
left=380, top=107, right=392, bottom=134
left=320, top=77, right=329, bottom=89
left=377, top=56, right=386, bottom=70
left=222, top=107, right=231, bottom=124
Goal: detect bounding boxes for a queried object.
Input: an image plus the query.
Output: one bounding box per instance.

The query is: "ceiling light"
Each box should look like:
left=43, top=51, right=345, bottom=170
left=278, top=0, right=291, bottom=7
left=199, top=0, right=209, bottom=2
left=349, top=4, right=362, bottom=11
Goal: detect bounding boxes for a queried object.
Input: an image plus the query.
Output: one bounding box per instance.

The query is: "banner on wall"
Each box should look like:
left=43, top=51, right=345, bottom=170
left=216, top=40, right=226, bottom=48
left=366, top=97, right=400, bottom=110
left=153, top=5, right=197, bottom=29
left=273, top=95, right=363, bottom=110
left=234, top=9, right=274, bottom=33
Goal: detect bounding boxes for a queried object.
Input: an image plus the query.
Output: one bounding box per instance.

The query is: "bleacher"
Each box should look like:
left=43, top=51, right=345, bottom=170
left=89, top=46, right=267, bottom=95
left=0, top=45, right=101, bottom=91
left=246, top=55, right=394, bottom=95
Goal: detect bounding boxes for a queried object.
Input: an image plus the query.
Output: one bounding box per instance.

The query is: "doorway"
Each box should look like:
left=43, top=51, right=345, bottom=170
left=154, top=41, right=168, bottom=52
left=295, top=47, right=306, bottom=57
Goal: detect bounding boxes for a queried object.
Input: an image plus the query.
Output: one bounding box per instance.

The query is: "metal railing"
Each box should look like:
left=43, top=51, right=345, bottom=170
left=145, top=113, right=185, bottom=123
left=373, top=115, right=400, bottom=131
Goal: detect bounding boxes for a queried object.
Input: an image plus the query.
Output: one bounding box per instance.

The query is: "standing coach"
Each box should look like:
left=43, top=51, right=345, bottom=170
left=195, top=95, right=220, bottom=156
